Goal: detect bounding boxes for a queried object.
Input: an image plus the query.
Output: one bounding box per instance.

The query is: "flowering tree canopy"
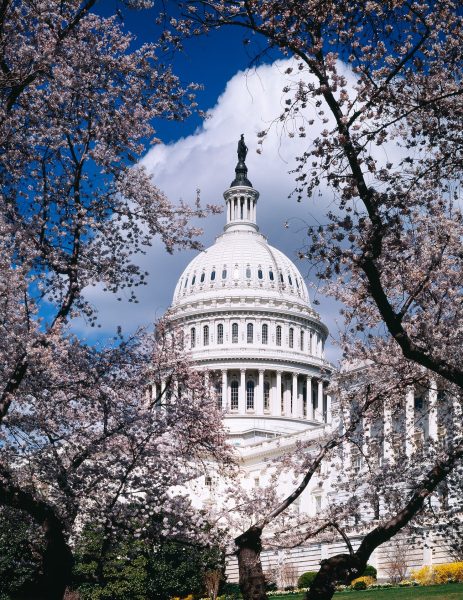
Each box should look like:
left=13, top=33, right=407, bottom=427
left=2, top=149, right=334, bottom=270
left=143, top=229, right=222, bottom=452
left=0, top=2, right=229, bottom=598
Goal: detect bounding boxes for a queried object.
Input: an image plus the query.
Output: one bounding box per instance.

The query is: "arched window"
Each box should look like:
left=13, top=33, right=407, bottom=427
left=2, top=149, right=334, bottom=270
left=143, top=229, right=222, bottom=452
left=222, top=268, right=227, bottom=279
left=183, top=278, right=188, bottom=288
left=289, top=327, right=294, bottom=348
left=246, top=380, right=255, bottom=410
left=280, top=272, right=284, bottom=283
left=191, top=275, right=196, bottom=285
left=258, top=268, right=263, bottom=280
left=200, top=272, right=205, bottom=283
left=288, top=274, right=293, bottom=286
left=247, top=322, right=254, bottom=343
left=232, top=323, right=239, bottom=343
left=246, top=266, right=251, bottom=279
left=295, top=278, right=300, bottom=289
left=300, top=330, right=304, bottom=351
left=190, top=327, right=196, bottom=348
left=276, top=325, right=282, bottom=346
left=269, top=269, right=274, bottom=281
left=262, top=323, right=268, bottom=345
left=217, top=323, right=224, bottom=344
left=231, top=380, right=239, bottom=410
left=203, top=325, right=209, bottom=346
left=211, top=270, right=216, bottom=281
left=264, top=381, right=270, bottom=411
left=233, top=265, right=240, bottom=280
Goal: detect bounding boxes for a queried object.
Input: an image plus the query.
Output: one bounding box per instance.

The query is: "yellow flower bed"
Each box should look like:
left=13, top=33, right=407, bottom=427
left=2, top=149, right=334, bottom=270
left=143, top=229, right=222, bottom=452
left=411, top=562, right=463, bottom=585
left=351, top=576, right=376, bottom=588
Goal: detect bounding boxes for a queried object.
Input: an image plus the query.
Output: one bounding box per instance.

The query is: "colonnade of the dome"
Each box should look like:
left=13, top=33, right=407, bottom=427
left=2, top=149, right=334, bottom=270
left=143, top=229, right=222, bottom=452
left=211, top=367, right=331, bottom=422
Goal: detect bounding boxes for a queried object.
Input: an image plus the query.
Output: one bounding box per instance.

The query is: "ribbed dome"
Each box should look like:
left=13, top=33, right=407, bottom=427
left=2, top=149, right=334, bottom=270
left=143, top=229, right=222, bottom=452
left=172, top=228, right=310, bottom=307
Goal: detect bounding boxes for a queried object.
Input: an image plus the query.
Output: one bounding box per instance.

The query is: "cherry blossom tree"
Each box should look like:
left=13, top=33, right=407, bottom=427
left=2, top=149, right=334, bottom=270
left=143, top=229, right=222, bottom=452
left=164, top=2, right=463, bottom=598
left=0, top=2, right=228, bottom=598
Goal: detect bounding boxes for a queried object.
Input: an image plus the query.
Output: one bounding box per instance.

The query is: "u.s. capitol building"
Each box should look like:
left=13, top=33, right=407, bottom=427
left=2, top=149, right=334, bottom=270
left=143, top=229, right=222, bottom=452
left=163, top=139, right=453, bottom=584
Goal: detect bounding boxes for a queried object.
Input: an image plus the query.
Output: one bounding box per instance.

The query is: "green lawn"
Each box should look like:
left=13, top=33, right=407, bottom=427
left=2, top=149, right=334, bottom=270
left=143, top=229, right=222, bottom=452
left=271, top=584, right=463, bottom=600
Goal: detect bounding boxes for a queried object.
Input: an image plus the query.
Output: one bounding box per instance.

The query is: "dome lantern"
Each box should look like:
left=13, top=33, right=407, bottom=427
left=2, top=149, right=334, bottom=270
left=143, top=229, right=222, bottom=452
left=223, top=135, right=260, bottom=233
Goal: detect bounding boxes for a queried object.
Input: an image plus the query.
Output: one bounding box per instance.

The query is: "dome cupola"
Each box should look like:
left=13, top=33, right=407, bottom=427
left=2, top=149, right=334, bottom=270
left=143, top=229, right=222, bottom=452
left=224, top=134, right=259, bottom=233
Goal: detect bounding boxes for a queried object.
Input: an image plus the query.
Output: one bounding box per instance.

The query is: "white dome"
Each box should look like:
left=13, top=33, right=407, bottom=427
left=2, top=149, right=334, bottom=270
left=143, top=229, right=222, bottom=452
left=165, top=147, right=331, bottom=437
left=172, top=228, right=310, bottom=307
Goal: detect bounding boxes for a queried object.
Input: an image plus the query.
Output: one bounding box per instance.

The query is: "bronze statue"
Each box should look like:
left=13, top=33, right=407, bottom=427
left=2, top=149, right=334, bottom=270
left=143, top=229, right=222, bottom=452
left=237, top=134, right=248, bottom=162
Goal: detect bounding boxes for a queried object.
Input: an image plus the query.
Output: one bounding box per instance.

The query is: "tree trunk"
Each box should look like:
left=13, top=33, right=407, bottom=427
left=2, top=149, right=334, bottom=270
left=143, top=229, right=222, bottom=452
left=235, top=526, right=268, bottom=600
left=39, top=516, right=74, bottom=600
left=307, top=554, right=366, bottom=600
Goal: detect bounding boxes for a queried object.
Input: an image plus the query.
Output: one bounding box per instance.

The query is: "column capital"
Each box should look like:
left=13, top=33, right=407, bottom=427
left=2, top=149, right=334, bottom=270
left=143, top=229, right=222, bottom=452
left=258, top=368, right=265, bottom=375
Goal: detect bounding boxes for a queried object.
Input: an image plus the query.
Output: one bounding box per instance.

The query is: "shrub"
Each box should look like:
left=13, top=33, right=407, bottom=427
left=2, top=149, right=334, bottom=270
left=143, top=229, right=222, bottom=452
left=297, top=572, right=318, bottom=588
left=352, top=580, right=367, bottom=590
left=411, top=562, right=463, bottom=585
left=351, top=576, right=375, bottom=589
left=361, top=564, right=377, bottom=579
left=221, top=582, right=241, bottom=598
left=265, top=581, right=277, bottom=592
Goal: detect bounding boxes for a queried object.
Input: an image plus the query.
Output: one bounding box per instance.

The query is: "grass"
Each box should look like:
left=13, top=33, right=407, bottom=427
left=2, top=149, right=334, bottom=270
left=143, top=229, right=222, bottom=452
left=270, top=583, right=463, bottom=600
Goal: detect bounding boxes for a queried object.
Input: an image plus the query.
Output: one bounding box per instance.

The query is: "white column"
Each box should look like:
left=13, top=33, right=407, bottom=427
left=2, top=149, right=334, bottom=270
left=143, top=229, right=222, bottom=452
left=239, top=369, right=246, bottom=414
left=428, top=380, right=438, bottom=443
left=383, top=403, right=393, bottom=462
left=307, top=376, right=313, bottom=420
left=362, top=415, right=371, bottom=458
left=274, top=371, right=282, bottom=417
left=405, top=387, right=415, bottom=457
left=284, top=379, right=291, bottom=416
left=316, top=379, right=324, bottom=421
left=292, top=373, right=298, bottom=418
left=221, top=369, right=227, bottom=411
left=342, top=404, right=351, bottom=468
left=256, top=369, right=264, bottom=415
left=326, top=394, right=332, bottom=425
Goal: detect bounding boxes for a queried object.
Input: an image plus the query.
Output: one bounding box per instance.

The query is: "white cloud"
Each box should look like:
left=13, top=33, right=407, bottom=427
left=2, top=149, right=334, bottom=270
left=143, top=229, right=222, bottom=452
left=78, top=57, right=396, bottom=364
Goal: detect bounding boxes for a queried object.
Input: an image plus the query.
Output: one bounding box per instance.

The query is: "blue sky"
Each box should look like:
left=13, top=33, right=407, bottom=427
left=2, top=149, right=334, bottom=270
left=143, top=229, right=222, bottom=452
left=80, top=3, right=346, bottom=363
